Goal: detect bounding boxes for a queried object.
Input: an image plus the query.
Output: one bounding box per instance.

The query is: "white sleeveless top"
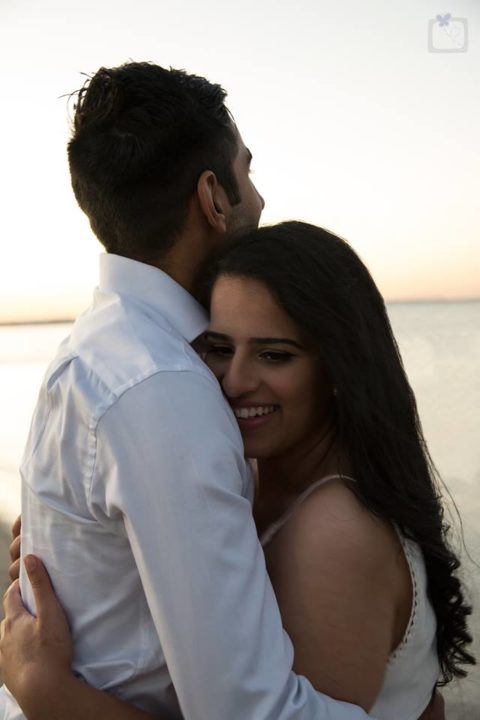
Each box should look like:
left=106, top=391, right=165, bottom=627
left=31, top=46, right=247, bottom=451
left=260, top=475, right=440, bottom=720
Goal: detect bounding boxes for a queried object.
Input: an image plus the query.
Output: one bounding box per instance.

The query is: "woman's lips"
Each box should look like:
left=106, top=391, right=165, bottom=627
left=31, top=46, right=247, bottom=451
left=232, top=405, right=279, bottom=432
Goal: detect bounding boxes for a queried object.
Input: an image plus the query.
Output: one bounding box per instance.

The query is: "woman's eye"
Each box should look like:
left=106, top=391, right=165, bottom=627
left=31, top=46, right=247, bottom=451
left=206, top=345, right=233, bottom=357
left=260, top=351, right=294, bottom=363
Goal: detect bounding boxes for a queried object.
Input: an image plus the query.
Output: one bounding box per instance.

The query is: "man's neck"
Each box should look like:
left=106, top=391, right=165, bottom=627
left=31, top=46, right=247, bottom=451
left=153, top=228, right=215, bottom=304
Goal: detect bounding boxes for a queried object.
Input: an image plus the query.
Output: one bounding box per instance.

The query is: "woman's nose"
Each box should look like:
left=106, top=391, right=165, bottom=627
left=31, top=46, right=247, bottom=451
left=221, top=356, right=259, bottom=399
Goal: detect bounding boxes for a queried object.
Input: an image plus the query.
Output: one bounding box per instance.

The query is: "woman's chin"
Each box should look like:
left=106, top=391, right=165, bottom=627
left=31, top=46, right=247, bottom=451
left=242, top=437, right=277, bottom=460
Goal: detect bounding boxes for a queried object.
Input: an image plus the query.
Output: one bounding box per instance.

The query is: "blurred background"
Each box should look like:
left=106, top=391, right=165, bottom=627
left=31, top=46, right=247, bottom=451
left=0, top=0, right=479, bottom=715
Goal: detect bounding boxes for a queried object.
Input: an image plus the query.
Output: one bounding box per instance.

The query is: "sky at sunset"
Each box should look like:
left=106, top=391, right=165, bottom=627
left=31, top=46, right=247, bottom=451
left=1, top=0, right=479, bottom=323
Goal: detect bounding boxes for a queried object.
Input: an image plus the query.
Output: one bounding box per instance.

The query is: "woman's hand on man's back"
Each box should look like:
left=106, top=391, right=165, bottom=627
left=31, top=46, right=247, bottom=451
left=8, top=515, right=21, bottom=582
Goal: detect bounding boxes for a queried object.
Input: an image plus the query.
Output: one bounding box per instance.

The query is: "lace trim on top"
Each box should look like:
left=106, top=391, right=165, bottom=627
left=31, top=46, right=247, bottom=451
left=387, top=533, right=419, bottom=664
left=259, top=473, right=357, bottom=547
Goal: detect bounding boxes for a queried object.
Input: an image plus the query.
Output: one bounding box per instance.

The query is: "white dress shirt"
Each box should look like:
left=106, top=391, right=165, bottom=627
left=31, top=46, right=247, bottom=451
left=0, top=254, right=376, bottom=720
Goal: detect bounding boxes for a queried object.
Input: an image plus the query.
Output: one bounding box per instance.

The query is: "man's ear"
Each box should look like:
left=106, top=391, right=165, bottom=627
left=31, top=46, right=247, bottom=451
left=197, top=171, right=228, bottom=233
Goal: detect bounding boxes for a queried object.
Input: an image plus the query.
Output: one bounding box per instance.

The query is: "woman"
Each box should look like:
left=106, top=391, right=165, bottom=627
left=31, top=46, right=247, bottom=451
left=204, top=221, right=474, bottom=715
left=1, top=222, right=474, bottom=718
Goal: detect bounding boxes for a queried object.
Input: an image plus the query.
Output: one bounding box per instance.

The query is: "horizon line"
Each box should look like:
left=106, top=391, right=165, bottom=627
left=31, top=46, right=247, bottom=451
left=1, top=297, right=479, bottom=328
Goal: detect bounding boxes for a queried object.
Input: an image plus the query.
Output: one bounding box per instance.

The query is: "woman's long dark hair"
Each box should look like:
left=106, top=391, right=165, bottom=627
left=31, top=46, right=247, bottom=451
left=208, top=221, right=475, bottom=684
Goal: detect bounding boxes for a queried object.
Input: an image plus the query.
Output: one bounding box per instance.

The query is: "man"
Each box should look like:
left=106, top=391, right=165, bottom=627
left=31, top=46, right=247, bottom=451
left=0, top=62, right=441, bottom=720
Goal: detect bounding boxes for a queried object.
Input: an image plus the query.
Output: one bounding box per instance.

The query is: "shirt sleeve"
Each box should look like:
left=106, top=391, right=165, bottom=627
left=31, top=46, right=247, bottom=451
left=91, top=370, right=376, bottom=720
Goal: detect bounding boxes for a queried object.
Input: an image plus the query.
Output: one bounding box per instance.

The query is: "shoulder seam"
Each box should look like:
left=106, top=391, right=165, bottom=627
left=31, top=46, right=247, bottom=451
left=85, top=367, right=224, bottom=503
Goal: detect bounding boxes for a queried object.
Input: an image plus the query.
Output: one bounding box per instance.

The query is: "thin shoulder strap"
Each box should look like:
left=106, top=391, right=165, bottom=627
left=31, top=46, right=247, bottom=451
left=260, top=474, right=356, bottom=547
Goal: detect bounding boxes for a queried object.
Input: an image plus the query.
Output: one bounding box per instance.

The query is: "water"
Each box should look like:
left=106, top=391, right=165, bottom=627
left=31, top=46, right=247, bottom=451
left=0, top=323, right=73, bottom=522
left=0, top=302, right=479, bottom=715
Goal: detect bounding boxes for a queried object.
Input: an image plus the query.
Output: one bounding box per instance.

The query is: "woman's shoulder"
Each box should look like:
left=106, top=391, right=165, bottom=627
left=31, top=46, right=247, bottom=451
left=265, top=476, right=414, bottom=693
left=275, top=478, right=402, bottom=579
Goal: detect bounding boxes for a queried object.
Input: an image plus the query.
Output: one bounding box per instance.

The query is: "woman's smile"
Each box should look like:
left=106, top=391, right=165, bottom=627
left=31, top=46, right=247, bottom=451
left=231, top=403, right=280, bottom=432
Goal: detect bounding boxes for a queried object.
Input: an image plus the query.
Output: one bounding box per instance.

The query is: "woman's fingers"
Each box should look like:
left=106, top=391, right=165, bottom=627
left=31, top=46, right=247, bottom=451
left=9, top=534, right=21, bottom=563
left=2, top=579, right=23, bottom=621
left=1, top=579, right=24, bottom=668
left=8, top=518, right=22, bottom=581
left=8, top=558, right=20, bottom=583
left=11, top=515, right=21, bottom=540
left=22, top=555, right=60, bottom=624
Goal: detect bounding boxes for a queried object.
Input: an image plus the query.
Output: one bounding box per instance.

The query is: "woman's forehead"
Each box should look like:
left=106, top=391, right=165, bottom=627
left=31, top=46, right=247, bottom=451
left=209, top=275, right=300, bottom=339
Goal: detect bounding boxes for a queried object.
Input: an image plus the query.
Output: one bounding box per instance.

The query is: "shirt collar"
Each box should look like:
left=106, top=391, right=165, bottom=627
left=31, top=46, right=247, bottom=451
left=99, top=253, right=209, bottom=343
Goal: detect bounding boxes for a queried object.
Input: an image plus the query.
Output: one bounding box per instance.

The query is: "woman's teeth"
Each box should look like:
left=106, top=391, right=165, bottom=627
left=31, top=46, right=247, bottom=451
left=234, top=405, right=277, bottom=419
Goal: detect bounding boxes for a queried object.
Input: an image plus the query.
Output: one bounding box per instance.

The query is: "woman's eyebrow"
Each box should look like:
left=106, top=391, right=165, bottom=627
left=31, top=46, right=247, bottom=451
left=206, top=331, right=303, bottom=350
left=252, top=337, right=304, bottom=349
left=205, top=331, right=231, bottom=341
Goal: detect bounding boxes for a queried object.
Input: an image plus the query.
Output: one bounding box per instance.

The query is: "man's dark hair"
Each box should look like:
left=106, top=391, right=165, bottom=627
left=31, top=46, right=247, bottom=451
left=68, top=62, right=240, bottom=262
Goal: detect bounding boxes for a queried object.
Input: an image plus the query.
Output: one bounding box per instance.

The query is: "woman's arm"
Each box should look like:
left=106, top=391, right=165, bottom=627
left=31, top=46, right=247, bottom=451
left=264, top=480, right=411, bottom=712
left=0, top=556, right=177, bottom=720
